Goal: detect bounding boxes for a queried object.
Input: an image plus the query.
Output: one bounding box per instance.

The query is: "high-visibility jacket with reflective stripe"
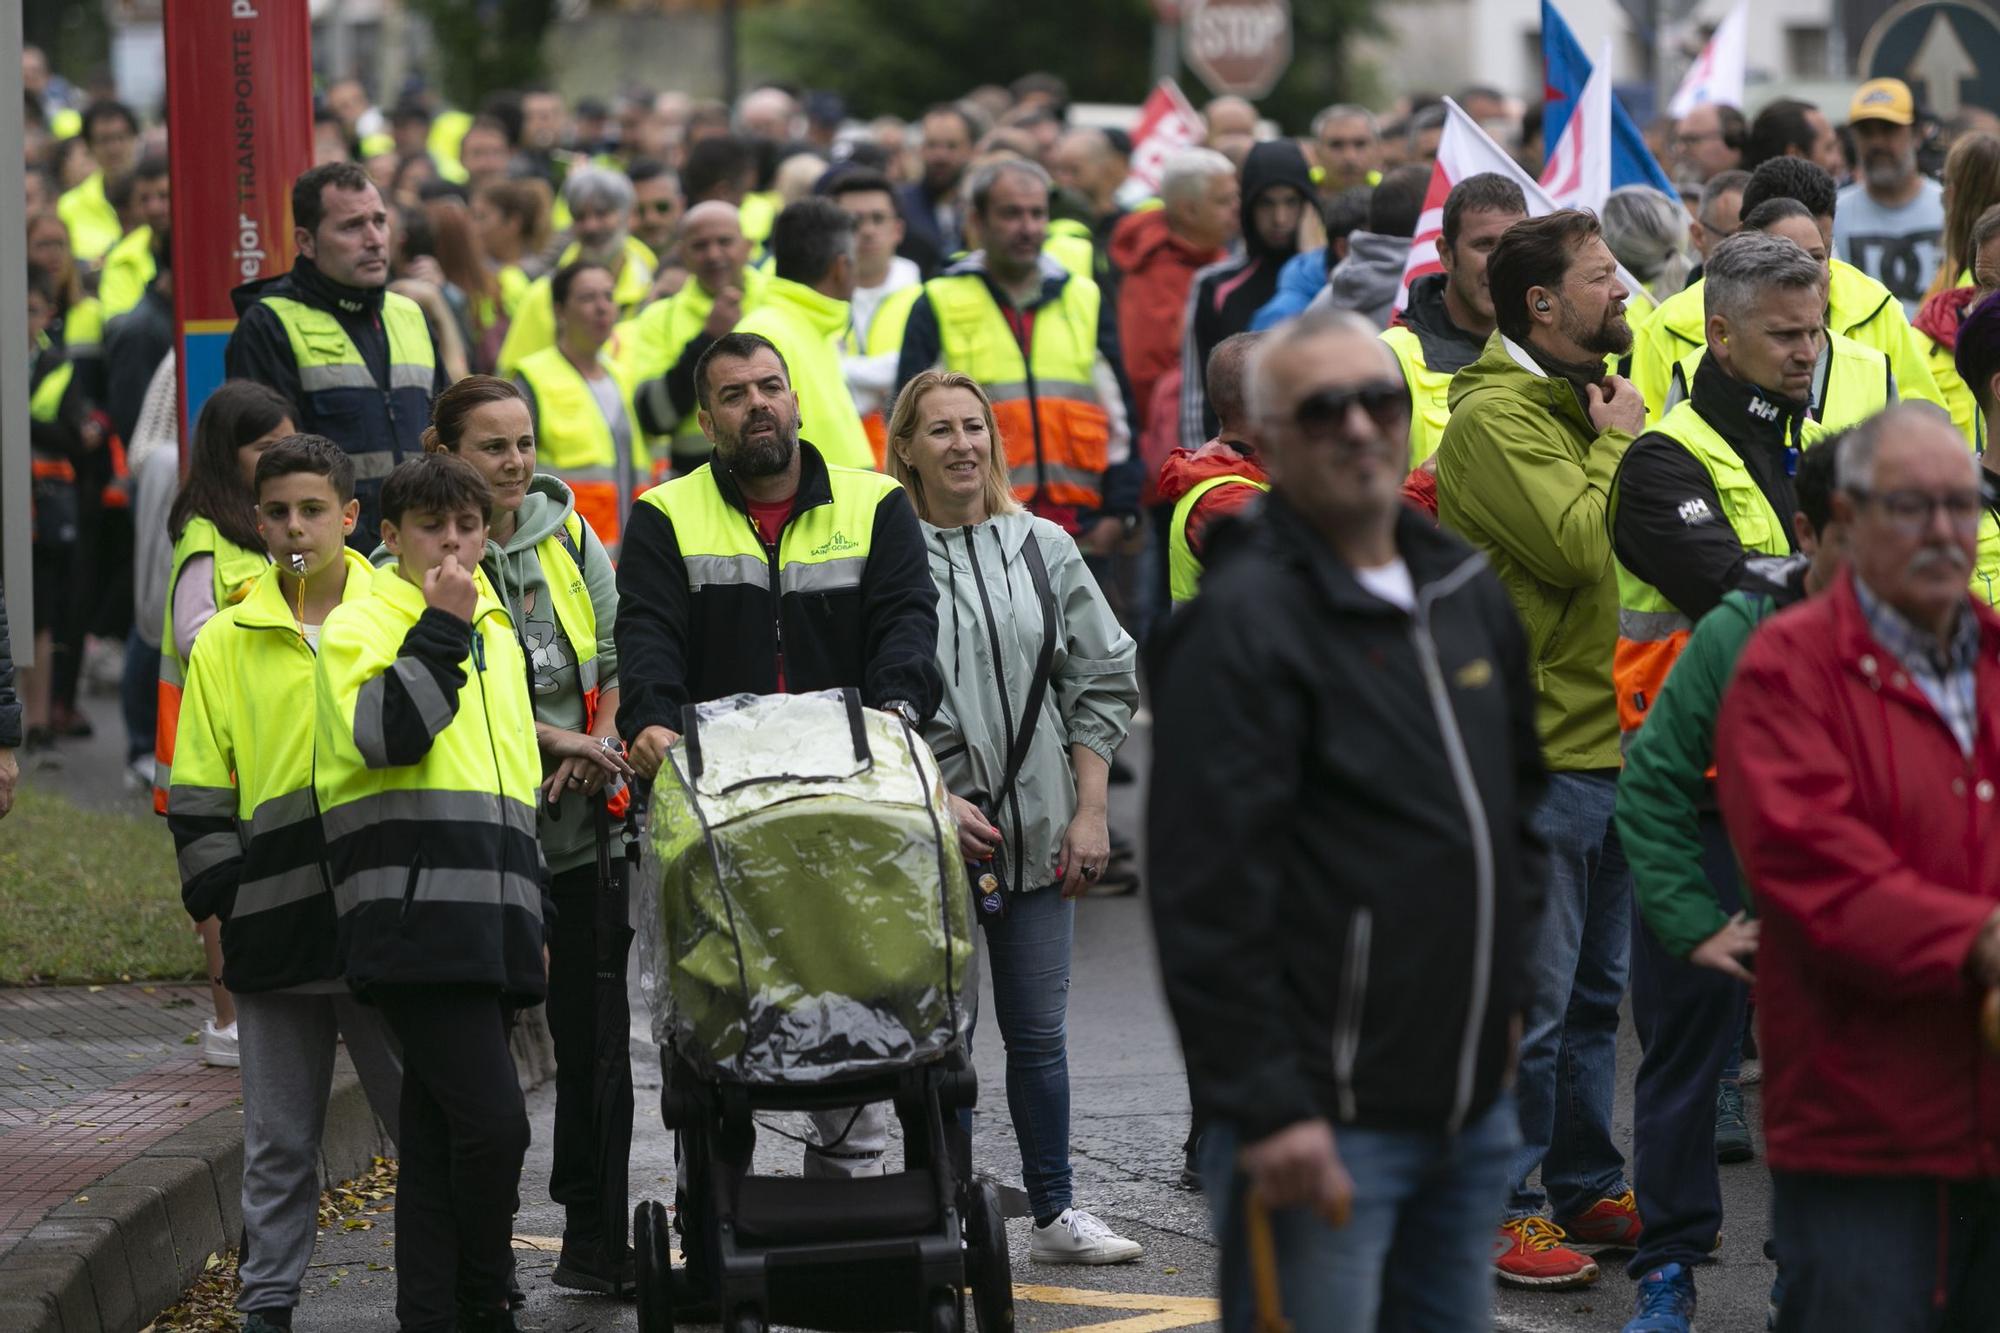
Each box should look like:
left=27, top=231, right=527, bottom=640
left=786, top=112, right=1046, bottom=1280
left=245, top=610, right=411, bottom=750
left=1974, top=504, right=2000, bottom=609
left=615, top=266, right=771, bottom=463
left=260, top=291, right=435, bottom=489
left=154, top=519, right=270, bottom=814
left=1045, top=219, right=1095, bottom=282
left=29, top=357, right=73, bottom=424
left=734, top=276, right=877, bottom=472
left=1669, top=333, right=1891, bottom=433
left=98, top=226, right=157, bottom=320
left=1381, top=324, right=1454, bottom=466
left=496, top=236, right=658, bottom=377
left=847, top=283, right=925, bottom=467
left=926, top=270, right=1110, bottom=509
left=634, top=454, right=901, bottom=701
left=57, top=171, right=121, bottom=263
left=58, top=297, right=104, bottom=361
left=1610, top=402, right=1791, bottom=742
left=1169, top=474, right=1268, bottom=604
left=166, top=551, right=376, bottom=991
left=314, top=562, right=548, bottom=1002
left=516, top=346, right=646, bottom=549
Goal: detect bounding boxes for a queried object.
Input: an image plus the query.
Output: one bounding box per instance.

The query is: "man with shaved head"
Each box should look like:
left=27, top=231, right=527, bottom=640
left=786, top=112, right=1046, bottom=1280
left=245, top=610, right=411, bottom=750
left=1718, top=403, right=2000, bottom=1330
left=1151, top=308, right=1546, bottom=1330
left=621, top=200, right=770, bottom=474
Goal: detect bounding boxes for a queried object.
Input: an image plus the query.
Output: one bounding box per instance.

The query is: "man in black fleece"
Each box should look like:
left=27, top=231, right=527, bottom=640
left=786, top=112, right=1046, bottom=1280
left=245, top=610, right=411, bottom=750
left=1178, top=138, right=1316, bottom=448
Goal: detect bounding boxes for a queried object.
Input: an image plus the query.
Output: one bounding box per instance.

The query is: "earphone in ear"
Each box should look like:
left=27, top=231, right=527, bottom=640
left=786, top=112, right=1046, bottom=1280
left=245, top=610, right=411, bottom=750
left=1535, top=299, right=1551, bottom=312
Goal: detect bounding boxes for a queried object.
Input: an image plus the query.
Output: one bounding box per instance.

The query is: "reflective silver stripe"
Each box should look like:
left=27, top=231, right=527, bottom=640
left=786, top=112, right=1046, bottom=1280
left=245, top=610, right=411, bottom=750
left=1617, top=607, right=1692, bottom=642
left=353, top=676, right=391, bottom=768
left=177, top=831, right=243, bottom=883
left=334, top=866, right=544, bottom=917
left=244, top=788, right=319, bottom=841
left=389, top=362, right=432, bottom=391
left=578, top=656, right=600, bottom=694
left=167, top=784, right=239, bottom=819
left=983, top=379, right=1099, bottom=405
left=349, top=451, right=402, bottom=481
left=1008, top=461, right=1102, bottom=495
left=321, top=789, right=538, bottom=843
left=394, top=658, right=457, bottom=738
left=683, top=553, right=770, bottom=591
left=233, top=869, right=329, bottom=920
left=1412, top=553, right=1500, bottom=1134
left=780, top=557, right=867, bottom=596
left=298, top=363, right=378, bottom=393
left=1331, top=906, right=1372, bottom=1122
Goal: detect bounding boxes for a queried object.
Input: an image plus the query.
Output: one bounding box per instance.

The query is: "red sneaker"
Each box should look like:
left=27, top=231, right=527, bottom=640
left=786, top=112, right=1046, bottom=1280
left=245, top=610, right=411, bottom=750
left=1560, top=1189, right=1644, bottom=1248
left=1493, top=1217, right=1600, bottom=1288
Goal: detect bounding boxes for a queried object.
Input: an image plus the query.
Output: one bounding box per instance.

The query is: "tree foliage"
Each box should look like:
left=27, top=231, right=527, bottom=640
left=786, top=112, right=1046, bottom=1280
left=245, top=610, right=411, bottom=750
left=745, top=0, right=1378, bottom=133
left=408, top=0, right=560, bottom=111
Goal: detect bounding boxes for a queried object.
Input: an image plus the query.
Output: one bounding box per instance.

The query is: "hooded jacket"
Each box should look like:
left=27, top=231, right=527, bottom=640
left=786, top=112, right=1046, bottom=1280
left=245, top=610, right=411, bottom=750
left=1109, top=209, right=1224, bottom=437
left=225, top=259, right=451, bottom=542
left=374, top=476, right=621, bottom=875
left=1150, top=497, right=1547, bottom=1138
left=1179, top=140, right=1316, bottom=447
left=1322, top=230, right=1412, bottom=329
left=1914, top=283, right=1984, bottom=445
left=734, top=275, right=876, bottom=472
left=919, top=512, right=1138, bottom=896
left=1435, top=333, right=1635, bottom=771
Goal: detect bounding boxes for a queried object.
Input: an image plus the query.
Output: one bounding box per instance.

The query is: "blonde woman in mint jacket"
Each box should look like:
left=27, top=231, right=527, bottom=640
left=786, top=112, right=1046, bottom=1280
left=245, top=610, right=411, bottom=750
left=886, top=369, right=1144, bottom=1267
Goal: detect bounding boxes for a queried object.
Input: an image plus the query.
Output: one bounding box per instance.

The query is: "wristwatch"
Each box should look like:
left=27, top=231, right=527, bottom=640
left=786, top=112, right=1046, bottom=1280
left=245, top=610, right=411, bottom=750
left=882, top=699, right=920, bottom=728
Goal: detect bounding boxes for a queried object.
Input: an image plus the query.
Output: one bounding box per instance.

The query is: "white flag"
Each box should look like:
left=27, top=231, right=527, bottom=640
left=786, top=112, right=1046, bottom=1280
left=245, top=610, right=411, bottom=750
left=1541, top=39, right=1615, bottom=215
left=1667, top=2, right=1748, bottom=119
left=1396, top=98, right=1640, bottom=313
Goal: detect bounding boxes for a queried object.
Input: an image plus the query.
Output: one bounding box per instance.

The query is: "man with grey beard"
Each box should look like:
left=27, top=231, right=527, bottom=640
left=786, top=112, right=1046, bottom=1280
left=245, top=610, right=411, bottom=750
left=1832, top=78, right=1943, bottom=317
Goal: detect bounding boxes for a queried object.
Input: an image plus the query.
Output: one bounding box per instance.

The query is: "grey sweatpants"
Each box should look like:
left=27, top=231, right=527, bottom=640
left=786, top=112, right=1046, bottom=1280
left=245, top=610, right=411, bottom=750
left=234, top=988, right=403, bottom=1316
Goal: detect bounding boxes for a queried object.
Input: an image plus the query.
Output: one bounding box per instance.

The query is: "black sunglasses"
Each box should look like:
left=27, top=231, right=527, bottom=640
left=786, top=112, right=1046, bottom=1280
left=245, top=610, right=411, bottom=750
left=1288, top=380, right=1410, bottom=437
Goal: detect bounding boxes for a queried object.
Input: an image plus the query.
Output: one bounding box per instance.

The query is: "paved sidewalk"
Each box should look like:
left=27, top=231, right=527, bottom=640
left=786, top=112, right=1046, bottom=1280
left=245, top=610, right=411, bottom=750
left=0, top=984, right=237, bottom=1251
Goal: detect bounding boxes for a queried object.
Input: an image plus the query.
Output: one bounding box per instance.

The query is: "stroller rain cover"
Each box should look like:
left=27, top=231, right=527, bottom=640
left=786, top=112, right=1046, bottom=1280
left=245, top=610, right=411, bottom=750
left=640, top=690, right=976, bottom=1084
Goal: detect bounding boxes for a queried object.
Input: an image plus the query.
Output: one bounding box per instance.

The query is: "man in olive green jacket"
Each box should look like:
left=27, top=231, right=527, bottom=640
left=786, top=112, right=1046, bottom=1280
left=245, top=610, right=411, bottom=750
left=1435, top=210, right=1646, bottom=1289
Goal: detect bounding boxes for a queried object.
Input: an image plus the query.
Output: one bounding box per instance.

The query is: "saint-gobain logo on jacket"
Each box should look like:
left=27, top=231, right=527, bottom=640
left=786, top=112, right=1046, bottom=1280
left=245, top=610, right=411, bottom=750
left=811, top=532, right=859, bottom=557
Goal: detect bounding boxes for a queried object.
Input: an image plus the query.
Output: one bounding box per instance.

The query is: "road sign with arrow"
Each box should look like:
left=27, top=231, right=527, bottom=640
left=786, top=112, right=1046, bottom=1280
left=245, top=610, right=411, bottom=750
left=1860, top=0, right=2000, bottom=122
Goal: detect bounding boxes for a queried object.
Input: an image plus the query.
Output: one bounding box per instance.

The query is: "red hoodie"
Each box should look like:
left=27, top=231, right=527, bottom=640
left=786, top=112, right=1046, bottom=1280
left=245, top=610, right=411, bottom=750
left=1912, top=283, right=1982, bottom=351
left=1155, top=440, right=1268, bottom=558
left=1111, top=210, right=1224, bottom=437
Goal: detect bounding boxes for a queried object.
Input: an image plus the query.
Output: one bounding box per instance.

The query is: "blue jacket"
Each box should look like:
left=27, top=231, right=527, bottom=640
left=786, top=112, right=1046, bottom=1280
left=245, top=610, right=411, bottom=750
left=1250, top=248, right=1329, bottom=331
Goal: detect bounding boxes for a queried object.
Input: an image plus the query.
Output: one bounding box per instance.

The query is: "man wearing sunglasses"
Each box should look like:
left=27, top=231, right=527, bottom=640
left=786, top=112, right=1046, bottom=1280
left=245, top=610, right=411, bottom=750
left=1151, top=307, right=1546, bottom=1332
left=1435, top=208, right=1648, bottom=1290
left=1717, top=404, right=2000, bottom=1331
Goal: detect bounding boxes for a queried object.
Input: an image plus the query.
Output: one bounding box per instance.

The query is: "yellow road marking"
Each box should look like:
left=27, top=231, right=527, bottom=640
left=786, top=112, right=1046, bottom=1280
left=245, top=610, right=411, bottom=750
left=1015, top=1283, right=1220, bottom=1332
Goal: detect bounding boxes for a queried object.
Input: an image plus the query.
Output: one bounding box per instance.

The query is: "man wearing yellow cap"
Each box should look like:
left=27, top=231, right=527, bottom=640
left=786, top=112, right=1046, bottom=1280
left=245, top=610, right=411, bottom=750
left=1833, top=78, right=1943, bottom=318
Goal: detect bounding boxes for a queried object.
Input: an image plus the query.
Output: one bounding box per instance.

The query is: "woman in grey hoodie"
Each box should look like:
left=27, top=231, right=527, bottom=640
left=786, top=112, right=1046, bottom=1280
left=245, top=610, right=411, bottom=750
left=886, top=370, right=1145, bottom=1267
left=418, top=375, right=637, bottom=1296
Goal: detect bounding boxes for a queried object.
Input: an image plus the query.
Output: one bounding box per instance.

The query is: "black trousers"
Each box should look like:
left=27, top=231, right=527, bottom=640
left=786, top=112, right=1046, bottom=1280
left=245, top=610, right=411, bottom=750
left=545, top=860, right=631, bottom=1252
left=1628, top=813, right=1748, bottom=1276
left=374, top=986, right=529, bottom=1333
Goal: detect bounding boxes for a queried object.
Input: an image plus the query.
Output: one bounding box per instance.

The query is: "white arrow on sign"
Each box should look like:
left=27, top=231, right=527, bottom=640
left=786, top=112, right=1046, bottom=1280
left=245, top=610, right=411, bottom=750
left=1907, top=10, right=1976, bottom=121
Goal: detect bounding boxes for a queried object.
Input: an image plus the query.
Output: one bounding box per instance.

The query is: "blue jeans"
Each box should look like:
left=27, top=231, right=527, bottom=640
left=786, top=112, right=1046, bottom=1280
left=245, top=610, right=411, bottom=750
left=1771, top=1172, right=2000, bottom=1332
left=1201, top=1097, right=1519, bottom=1333
left=968, top=883, right=1075, bottom=1220
left=1507, top=770, right=1630, bottom=1220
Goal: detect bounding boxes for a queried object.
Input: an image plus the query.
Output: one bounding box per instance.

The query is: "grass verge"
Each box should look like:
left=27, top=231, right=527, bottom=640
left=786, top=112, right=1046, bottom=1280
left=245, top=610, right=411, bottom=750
left=0, top=784, right=203, bottom=985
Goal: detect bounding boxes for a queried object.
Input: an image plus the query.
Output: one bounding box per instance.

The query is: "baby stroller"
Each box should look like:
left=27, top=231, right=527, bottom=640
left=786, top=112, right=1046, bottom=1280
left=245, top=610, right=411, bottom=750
left=631, top=690, right=1013, bottom=1333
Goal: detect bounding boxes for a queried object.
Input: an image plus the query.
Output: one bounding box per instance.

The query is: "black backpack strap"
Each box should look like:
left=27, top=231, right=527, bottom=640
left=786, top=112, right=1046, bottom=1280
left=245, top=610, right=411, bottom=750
left=991, top=532, right=1058, bottom=814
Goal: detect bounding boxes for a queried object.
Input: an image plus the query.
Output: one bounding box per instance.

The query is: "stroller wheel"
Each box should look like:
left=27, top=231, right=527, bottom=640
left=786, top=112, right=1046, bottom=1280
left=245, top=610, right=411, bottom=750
left=634, top=1200, right=674, bottom=1333
left=927, top=1289, right=964, bottom=1333
left=965, top=1177, right=1014, bottom=1333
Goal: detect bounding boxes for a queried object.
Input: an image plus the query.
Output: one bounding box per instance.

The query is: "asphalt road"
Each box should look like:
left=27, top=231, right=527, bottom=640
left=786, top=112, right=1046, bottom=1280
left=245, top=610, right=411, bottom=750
left=257, top=720, right=1780, bottom=1333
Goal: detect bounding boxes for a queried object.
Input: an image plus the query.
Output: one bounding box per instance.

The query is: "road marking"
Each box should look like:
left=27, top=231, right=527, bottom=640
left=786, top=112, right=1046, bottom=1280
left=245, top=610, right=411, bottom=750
left=1015, top=1283, right=1219, bottom=1333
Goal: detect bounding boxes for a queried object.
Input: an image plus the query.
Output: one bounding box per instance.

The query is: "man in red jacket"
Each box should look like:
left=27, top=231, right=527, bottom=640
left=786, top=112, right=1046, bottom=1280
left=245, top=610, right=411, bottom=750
left=1717, top=402, right=2000, bottom=1331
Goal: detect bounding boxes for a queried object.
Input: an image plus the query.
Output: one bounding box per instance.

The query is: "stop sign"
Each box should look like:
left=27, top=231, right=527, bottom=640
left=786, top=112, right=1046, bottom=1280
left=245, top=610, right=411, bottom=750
left=1183, top=0, right=1293, bottom=100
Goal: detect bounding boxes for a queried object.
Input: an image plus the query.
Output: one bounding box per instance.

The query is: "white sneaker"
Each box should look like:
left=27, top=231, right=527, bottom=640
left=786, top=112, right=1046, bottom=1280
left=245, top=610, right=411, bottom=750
left=1028, top=1208, right=1143, bottom=1265
left=199, top=1019, right=240, bottom=1068
left=124, top=756, right=155, bottom=792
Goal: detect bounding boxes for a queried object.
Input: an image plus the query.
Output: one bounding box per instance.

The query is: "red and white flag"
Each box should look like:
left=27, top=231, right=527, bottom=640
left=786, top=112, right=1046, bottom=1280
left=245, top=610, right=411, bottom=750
left=1541, top=39, right=1615, bottom=213
left=1668, top=1, right=1748, bottom=119
left=1124, top=79, right=1206, bottom=194
left=1396, top=96, right=1638, bottom=312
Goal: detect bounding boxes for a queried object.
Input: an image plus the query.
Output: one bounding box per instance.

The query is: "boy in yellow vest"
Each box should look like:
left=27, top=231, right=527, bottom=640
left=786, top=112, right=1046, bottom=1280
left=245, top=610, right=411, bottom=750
left=167, top=435, right=403, bottom=1333
left=314, top=453, right=548, bottom=1333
